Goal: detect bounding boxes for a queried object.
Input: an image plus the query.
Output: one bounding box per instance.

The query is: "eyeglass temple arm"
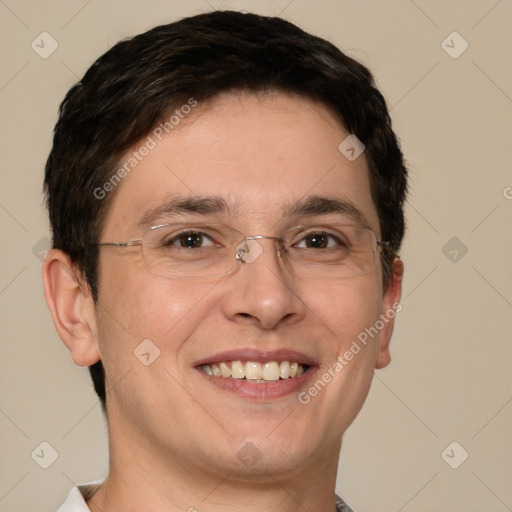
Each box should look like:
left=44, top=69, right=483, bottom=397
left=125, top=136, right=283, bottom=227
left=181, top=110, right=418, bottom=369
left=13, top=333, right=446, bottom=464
left=94, top=240, right=143, bottom=247
left=377, top=240, right=399, bottom=259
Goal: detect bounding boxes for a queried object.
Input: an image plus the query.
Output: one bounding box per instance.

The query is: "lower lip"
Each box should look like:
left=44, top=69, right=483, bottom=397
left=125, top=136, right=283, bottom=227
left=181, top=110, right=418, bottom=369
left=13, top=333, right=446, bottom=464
left=196, top=368, right=318, bottom=400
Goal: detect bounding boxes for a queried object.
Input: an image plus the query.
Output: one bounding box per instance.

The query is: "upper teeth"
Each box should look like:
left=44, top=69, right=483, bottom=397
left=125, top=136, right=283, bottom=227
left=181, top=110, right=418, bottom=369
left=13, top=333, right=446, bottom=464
left=200, top=361, right=306, bottom=381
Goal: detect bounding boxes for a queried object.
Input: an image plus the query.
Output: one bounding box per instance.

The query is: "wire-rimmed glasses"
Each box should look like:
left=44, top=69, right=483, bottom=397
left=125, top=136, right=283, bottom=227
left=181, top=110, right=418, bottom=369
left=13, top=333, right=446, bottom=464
left=94, top=222, right=392, bottom=280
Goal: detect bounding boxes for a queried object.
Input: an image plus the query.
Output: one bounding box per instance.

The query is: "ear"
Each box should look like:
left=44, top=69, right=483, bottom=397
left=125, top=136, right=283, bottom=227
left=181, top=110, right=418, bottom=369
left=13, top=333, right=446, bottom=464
left=42, top=249, right=100, bottom=367
left=375, top=257, right=404, bottom=369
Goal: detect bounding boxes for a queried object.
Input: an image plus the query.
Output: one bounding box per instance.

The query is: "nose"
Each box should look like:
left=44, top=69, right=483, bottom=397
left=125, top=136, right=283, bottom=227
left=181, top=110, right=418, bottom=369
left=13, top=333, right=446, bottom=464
left=221, top=238, right=306, bottom=330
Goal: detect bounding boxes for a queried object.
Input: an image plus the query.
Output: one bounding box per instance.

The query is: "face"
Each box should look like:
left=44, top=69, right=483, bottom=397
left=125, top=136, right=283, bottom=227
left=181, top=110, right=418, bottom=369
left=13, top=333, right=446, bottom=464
left=93, top=92, right=401, bottom=481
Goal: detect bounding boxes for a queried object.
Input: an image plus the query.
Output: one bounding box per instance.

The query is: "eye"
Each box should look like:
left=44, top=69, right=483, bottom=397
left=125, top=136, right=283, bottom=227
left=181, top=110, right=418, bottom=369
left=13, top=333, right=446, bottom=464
left=295, top=231, right=345, bottom=249
left=165, top=231, right=217, bottom=249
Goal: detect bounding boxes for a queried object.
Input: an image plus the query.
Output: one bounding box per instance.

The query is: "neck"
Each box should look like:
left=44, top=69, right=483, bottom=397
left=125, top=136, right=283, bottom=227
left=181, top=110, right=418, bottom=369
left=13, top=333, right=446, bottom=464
left=87, top=420, right=341, bottom=512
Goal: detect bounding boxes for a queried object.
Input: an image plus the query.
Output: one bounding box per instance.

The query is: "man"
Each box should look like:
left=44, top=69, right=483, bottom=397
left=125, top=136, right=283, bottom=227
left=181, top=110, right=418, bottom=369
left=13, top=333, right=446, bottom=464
left=42, top=10, right=407, bottom=512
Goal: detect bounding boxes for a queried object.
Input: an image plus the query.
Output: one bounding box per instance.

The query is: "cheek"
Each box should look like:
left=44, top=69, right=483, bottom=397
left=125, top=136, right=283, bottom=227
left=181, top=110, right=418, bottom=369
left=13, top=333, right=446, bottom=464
left=291, top=277, right=384, bottom=435
left=96, top=265, right=219, bottom=361
left=304, top=276, right=382, bottom=351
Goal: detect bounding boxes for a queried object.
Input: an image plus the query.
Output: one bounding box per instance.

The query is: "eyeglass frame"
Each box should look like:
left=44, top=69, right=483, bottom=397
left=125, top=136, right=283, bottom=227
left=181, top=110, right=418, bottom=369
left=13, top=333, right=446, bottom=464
left=91, top=221, right=394, bottom=279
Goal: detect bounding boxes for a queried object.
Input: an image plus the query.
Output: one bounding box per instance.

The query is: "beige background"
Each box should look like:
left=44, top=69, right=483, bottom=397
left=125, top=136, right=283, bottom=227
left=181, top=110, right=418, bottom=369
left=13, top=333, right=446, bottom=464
left=1, top=0, right=511, bottom=511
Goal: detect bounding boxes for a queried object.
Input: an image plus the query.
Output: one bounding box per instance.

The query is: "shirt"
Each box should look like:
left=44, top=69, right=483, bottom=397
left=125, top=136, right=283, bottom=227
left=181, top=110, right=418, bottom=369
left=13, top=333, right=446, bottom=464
left=56, top=483, right=357, bottom=511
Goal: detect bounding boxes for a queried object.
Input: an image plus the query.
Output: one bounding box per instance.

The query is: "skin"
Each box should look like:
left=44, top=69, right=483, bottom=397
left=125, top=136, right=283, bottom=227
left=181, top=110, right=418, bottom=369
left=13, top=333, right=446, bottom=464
left=43, top=91, right=403, bottom=512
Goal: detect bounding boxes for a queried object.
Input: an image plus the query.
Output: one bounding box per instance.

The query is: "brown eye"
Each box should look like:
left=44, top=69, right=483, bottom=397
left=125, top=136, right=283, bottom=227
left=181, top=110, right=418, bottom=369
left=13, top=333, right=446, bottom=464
left=177, top=232, right=204, bottom=248
left=304, top=233, right=328, bottom=248
left=296, top=232, right=344, bottom=249
left=163, top=231, right=216, bottom=249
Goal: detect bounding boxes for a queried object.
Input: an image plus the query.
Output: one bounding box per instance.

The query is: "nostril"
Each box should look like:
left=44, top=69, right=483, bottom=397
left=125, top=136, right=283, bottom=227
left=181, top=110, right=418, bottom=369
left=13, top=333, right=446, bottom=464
left=232, top=312, right=264, bottom=326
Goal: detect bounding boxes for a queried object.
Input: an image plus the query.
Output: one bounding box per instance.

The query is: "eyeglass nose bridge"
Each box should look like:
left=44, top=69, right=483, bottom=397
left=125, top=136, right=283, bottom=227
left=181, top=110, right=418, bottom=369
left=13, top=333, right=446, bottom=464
left=234, top=235, right=284, bottom=264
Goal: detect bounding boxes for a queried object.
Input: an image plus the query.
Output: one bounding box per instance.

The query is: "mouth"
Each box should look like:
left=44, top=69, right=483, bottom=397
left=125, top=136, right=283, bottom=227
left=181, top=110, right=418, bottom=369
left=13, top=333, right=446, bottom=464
left=198, top=360, right=309, bottom=382
left=193, top=350, right=317, bottom=400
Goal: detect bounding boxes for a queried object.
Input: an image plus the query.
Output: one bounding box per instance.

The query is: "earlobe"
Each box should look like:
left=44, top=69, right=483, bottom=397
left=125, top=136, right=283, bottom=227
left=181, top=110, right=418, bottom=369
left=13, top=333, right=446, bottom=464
left=42, top=249, right=100, bottom=367
left=375, top=257, right=404, bottom=369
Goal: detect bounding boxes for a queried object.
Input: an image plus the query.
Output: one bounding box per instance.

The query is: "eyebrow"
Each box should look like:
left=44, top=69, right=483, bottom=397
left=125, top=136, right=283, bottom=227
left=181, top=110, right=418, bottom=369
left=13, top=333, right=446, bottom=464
left=137, top=194, right=369, bottom=228
left=137, top=196, right=229, bottom=228
left=284, top=195, right=369, bottom=227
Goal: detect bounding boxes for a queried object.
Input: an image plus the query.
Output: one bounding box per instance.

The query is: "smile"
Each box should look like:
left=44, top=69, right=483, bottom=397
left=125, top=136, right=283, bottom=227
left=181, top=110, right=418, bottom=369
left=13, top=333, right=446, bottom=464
left=198, top=360, right=308, bottom=382
left=193, top=349, right=318, bottom=400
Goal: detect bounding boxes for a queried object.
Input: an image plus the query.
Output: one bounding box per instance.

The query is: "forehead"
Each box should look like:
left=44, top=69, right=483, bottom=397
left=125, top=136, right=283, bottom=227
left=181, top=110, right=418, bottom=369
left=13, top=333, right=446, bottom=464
left=102, top=91, right=380, bottom=237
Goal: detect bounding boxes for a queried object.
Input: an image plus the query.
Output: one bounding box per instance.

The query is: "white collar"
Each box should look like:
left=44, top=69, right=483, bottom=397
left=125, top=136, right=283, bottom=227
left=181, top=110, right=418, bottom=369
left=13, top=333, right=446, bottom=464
left=56, top=481, right=103, bottom=512
left=56, top=483, right=355, bottom=512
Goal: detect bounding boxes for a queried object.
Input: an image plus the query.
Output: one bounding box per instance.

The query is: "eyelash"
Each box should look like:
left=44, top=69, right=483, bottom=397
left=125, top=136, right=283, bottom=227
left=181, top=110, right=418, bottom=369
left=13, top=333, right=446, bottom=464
left=160, top=228, right=347, bottom=250
left=162, top=230, right=219, bottom=248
